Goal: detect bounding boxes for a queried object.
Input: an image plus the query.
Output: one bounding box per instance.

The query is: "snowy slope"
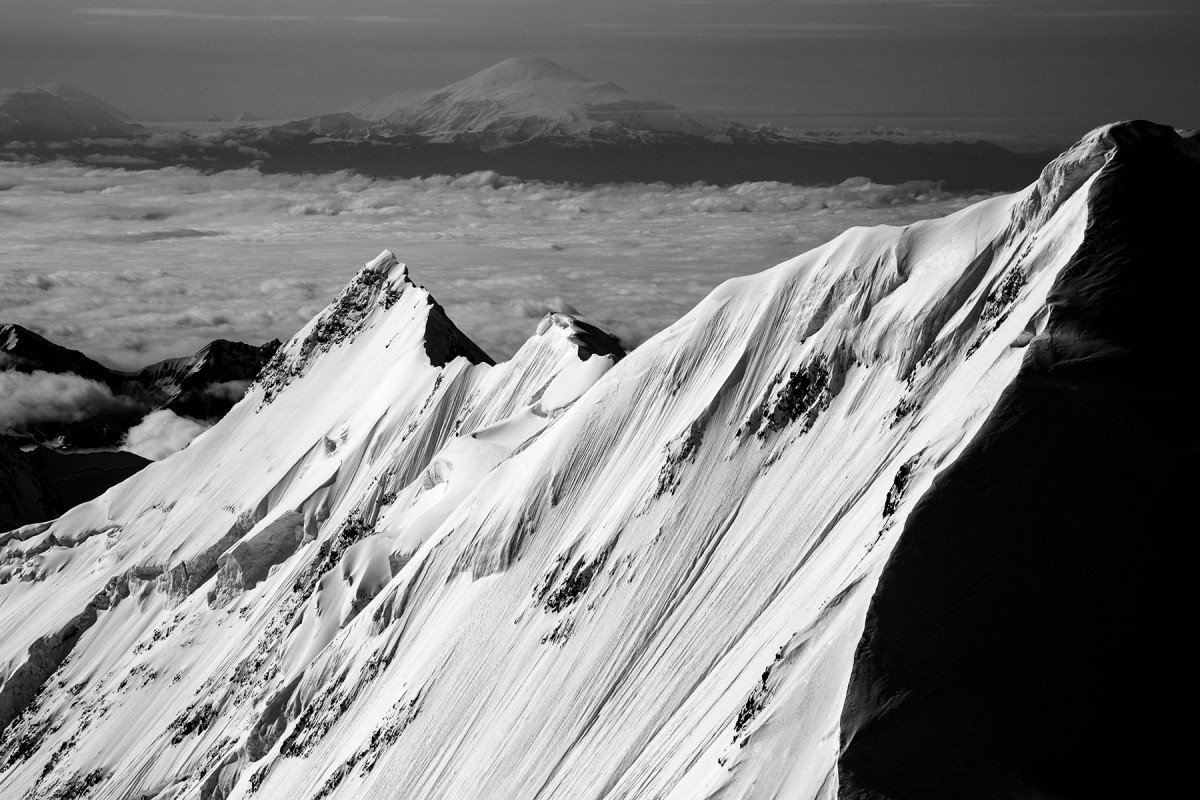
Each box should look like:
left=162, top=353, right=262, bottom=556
left=1, top=122, right=1192, bottom=800
left=343, top=57, right=716, bottom=142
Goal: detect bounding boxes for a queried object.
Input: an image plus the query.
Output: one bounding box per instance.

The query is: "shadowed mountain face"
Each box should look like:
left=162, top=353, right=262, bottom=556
left=0, top=440, right=149, bottom=534
left=838, top=122, right=1199, bottom=800
left=135, top=338, right=285, bottom=421
left=0, top=324, right=114, bottom=386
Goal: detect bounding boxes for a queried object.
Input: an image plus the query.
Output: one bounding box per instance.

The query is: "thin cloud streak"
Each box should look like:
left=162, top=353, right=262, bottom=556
left=74, top=9, right=319, bottom=22
left=339, top=16, right=434, bottom=25
left=1020, top=9, right=1193, bottom=18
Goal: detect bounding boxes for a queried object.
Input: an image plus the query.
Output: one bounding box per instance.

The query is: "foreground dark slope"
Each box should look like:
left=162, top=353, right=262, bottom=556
left=0, top=442, right=148, bottom=533
left=839, top=121, right=1199, bottom=799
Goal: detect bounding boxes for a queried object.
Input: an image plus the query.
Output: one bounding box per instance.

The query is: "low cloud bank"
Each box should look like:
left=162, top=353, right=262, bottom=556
left=0, top=162, right=991, bottom=368
left=121, top=409, right=210, bottom=460
left=0, top=370, right=137, bottom=433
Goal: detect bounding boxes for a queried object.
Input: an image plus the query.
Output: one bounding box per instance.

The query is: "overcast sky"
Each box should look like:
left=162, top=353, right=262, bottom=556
left=1, top=0, right=1197, bottom=136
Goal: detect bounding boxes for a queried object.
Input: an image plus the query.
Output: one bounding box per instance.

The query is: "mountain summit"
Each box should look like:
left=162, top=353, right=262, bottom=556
left=0, top=122, right=1193, bottom=799
left=343, top=56, right=714, bottom=142
left=436, top=56, right=605, bottom=89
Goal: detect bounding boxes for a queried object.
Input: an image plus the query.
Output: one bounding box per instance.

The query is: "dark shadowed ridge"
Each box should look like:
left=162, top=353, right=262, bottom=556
left=0, top=324, right=115, bottom=387
left=838, top=121, right=1199, bottom=800
left=1, top=323, right=279, bottom=449
left=0, top=441, right=148, bottom=534
left=423, top=297, right=495, bottom=368
left=536, top=312, right=625, bottom=361
left=136, top=339, right=282, bottom=420
left=38, top=82, right=131, bottom=122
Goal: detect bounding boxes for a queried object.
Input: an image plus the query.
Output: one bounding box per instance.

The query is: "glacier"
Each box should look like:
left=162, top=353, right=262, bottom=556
left=1, top=120, right=1195, bottom=800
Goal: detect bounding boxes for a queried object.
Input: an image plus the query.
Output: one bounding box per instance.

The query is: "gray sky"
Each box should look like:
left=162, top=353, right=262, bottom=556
left=2, top=0, right=1197, bottom=137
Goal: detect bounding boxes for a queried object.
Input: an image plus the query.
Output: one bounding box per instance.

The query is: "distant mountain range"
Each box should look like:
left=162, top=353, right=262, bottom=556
left=1, top=59, right=1060, bottom=190
left=0, top=323, right=280, bottom=446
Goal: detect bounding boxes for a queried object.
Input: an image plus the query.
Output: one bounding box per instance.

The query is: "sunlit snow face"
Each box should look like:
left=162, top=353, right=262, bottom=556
left=0, top=163, right=991, bottom=368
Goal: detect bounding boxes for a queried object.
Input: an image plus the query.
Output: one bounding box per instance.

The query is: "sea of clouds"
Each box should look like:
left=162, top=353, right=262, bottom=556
left=0, top=163, right=992, bottom=372
left=0, top=369, right=136, bottom=435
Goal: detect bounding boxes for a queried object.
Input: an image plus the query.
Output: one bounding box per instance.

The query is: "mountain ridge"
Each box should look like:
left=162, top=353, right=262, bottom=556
left=0, top=121, right=1189, bottom=800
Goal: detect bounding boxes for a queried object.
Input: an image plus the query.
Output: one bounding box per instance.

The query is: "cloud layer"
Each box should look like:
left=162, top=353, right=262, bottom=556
left=0, top=162, right=991, bottom=367
left=0, top=370, right=137, bottom=434
left=121, top=409, right=210, bottom=460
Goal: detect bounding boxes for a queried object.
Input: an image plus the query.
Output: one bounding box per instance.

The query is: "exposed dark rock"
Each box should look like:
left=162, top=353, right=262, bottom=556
left=536, top=313, right=625, bottom=362
left=750, top=358, right=832, bottom=439
left=544, top=547, right=611, bottom=613
left=167, top=701, right=218, bottom=745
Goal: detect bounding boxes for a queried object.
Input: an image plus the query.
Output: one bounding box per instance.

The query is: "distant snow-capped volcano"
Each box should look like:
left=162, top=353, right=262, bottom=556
left=339, top=57, right=720, bottom=142
left=38, top=82, right=131, bottom=122
left=0, top=84, right=134, bottom=140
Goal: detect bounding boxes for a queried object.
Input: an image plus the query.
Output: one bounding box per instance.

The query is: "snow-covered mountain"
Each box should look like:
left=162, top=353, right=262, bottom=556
left=1, top=121, right=1193, bottom=800
left=341, top=57, right=717, bottom=143
left=0, top=85, right=134, bottom=140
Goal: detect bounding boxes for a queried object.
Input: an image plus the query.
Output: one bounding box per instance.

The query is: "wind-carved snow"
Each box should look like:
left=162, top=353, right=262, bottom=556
left=0, top=124, right=1157, bottom=800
